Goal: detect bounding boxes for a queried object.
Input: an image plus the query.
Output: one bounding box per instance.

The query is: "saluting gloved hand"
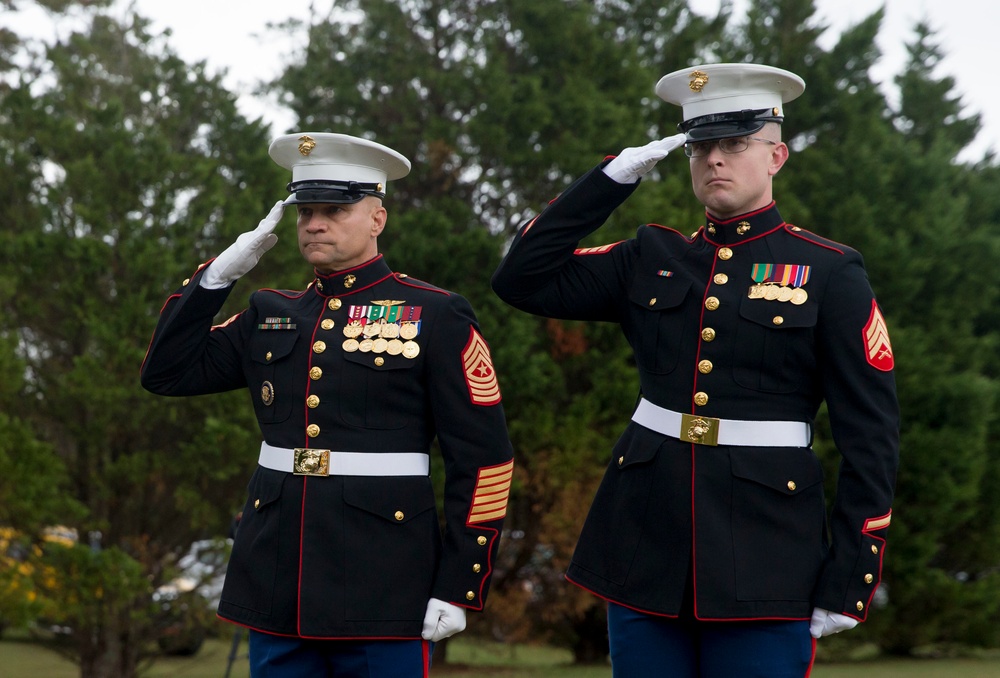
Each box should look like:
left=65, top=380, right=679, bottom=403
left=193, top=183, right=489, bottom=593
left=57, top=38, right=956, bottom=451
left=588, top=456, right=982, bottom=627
left=421, top=597, right=467, bottom=642
left=809, top=607, right=859, bottom=638
left=602, top=133, right=687, bottom=184
left=200, top=200, right=284, bottom=289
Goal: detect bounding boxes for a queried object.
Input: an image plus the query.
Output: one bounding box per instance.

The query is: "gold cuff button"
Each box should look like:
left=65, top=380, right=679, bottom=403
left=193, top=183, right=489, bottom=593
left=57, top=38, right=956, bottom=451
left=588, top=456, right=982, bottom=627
left=466, top=591, right=476, bottom=601
left=306, top=424, right=320, bottom=438
left=871, top=545, right=879, bottom=555
left=856, top=601, right=864, bottom=612
left=865, top=574, right=874, bottom=584
left=472, top=564, right=481, bottom=573
left=394, top=511, right=404, bottom=521
left=477, top=536, right=487, bottom=546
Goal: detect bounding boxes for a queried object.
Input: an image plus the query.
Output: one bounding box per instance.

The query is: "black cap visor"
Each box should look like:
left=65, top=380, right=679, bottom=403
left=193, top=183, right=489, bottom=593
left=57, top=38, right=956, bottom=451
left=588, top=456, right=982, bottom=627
left=284, top=180, right=385, bottom=206
left=679, top=108, right=782, bottom=142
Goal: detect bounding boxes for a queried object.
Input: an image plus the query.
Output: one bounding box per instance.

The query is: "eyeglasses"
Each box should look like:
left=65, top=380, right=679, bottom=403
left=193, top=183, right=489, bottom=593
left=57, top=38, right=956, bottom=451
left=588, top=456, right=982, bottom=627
left=684, top=136, right=777, bottom=158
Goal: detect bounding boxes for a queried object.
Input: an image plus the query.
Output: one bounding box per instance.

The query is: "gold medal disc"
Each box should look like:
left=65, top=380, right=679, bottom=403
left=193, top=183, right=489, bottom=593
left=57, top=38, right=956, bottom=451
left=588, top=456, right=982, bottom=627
left=790, top=288, right=809, bottom=305
left=387, top=339, right=404, bottom=355
left=342, top=339, right=360, bottom=352
left=777, top=286, right=794, bottom=302
left=402, top=341, right=420, bottom=359
left=764, top=285, right=781, bottom=301
left=399, top=322, right=418, bottom=340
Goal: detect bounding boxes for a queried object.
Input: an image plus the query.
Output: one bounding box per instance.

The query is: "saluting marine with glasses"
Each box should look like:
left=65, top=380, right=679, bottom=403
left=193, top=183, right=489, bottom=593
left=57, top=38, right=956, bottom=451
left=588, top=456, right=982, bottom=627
left=142, top=133, right=513, bottom=677
left=493, top=63, right=899, bottom=677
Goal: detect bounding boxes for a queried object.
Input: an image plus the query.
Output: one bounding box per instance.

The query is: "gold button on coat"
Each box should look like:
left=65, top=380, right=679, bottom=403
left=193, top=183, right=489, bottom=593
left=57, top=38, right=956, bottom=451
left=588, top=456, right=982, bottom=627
left=309, top=367, right=323, bottom=380
left=306, top=424, right=320, bottom=437
left=394, top=511, right=404, bottom=521
left=714, top=273, right=729, bottom=285
left=694, top=392, right=709, bottom=406
left=328, top=298, right=342, bottom=311
left=787, top=481, right=797, bottom=491
left=718, top=247, right=733, bottom=260
left=477, top=536, right=487, bottom=546
left=705, top=297, right=720, bottom=311
left=618, top=456, right=624, bottom=466
left=313, top=341, right=327, bottom=353
left=321, top=319, right=335, bottom=330
left=306, top=395, right=320, bottom=408
left=856, top=601, right=864, bottom=612
left=865, top=574, right=874, bottom=584
left=472, top=564, right=481, bottom=573
left=374, top=357, right=385, bottom=366
left=701, top=328, right=716, bottom=342
left=254, top=499, right=260, bottom=509
left=649, top=297, right=657, bottom=306
left=698, top=360, right=713, bottom=374
left=466, top=591, right=476, bottom=601
left=871, top=545, right=879, bottom=555
left=182, top=278, right=191, bottom=286
left=773, top=316, right=784, bottom=325
left=266, top=351, right=273, bottom=362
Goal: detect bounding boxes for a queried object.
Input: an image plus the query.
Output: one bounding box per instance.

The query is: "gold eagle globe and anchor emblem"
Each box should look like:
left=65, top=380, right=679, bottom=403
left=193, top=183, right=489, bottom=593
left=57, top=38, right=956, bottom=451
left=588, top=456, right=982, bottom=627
left=298, top=135, right=316, bottom=156
left=688, top=70, right=709, bottom=92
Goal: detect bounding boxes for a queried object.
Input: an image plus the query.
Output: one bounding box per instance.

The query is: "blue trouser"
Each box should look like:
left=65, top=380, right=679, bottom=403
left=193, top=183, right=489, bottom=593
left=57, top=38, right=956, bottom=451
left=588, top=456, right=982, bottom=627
left=607, top=603, right=816, bottom=677
left=248, top=630, right=433, bottom=678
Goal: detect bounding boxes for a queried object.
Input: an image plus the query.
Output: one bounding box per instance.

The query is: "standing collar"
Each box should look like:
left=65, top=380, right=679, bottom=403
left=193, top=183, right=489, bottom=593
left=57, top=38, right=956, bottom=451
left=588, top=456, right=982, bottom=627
left=311, top=254, right=393, bottom=297
left=700, top=202, right=785, bottom=245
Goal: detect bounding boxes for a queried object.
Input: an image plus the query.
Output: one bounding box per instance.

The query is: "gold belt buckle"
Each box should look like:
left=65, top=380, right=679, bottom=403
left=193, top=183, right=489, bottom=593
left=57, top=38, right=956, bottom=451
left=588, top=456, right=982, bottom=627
left=293, top=448, right=330, bottom=476
left=680, top=414, right=720, bottom=446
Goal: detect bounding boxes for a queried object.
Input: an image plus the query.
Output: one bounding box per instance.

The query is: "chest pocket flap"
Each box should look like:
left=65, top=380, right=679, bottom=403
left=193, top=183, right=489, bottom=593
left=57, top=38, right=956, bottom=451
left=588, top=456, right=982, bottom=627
left=250, top=330, right=299, bottom=364
left=628, top=272, right=691, bottom=311
left=739, top=296, right=818, bottom=329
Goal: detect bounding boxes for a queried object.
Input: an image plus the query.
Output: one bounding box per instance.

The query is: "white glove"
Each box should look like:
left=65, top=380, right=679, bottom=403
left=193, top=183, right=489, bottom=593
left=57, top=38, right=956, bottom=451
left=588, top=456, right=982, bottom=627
left=809, top=607, right=859, bottom=638
left=601, top=133, right=687, bottom=184
left=200, top=201, right=284, bottom=289
left=421, top=597, right=467, bottom=642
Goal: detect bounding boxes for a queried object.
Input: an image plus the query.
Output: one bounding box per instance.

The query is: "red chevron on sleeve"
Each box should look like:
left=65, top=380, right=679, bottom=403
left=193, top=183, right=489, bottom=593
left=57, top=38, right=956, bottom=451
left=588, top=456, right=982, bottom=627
left=462, top=327, right=501, bottom=406
left=863, top=301, right=894, bottom=372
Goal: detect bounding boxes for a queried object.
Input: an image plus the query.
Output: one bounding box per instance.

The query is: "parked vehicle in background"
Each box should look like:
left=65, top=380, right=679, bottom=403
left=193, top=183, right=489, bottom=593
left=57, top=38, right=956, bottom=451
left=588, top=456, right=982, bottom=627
left=153, top=537, right=232, bottom=655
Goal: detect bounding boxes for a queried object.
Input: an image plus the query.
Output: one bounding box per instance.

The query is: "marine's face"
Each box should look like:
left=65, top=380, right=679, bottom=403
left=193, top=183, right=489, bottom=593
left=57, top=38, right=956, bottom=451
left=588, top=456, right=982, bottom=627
left=295, top=197, right=386, bottom=273
left=688, top=125, right=788, bottom=220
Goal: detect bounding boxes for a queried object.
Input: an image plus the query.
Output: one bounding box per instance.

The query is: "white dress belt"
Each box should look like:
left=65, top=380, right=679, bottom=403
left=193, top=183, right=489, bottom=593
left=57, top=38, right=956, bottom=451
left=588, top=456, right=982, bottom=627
left=258, top=442, right=430, bottom=477
left=631, top=398, right=811, bottom=448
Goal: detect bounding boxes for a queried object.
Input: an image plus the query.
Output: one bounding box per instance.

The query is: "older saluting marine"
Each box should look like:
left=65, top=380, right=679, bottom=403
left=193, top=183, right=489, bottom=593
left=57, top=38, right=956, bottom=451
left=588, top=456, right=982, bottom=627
left=493, top=63, right=899, bottom=677
left=142, top=133, right=513, bottom=677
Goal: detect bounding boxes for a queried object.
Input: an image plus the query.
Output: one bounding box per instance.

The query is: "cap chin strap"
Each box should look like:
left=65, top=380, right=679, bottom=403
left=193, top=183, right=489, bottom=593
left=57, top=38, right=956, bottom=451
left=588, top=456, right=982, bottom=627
left=286, top=179, right=386, bottom=199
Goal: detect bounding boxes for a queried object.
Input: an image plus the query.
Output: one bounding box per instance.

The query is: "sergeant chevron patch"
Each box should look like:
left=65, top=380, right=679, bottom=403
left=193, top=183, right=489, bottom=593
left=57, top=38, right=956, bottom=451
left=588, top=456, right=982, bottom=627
left=468, top=460, right=514, bottom=524
left=574, top=241, right=622, bottom=255
left=863, top=301, right=894, bottom=372
left=462, top=328, right=501, bottom=406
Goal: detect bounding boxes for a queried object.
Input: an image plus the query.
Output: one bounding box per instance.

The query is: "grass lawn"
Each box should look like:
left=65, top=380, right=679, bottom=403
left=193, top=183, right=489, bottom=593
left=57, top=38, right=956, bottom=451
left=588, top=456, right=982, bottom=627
left=2, top=629, right=1000, bottom=677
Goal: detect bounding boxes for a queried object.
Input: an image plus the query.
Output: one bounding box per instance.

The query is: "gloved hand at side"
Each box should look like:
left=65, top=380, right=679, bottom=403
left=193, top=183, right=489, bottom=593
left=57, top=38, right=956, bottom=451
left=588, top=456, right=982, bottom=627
left=421, top=597, right=467, bottom=642
left=809, top=607, right=859, bottom=638
left=200, top=200, right=284, bottom=289
left=602, top=133, right=687, bottom=184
